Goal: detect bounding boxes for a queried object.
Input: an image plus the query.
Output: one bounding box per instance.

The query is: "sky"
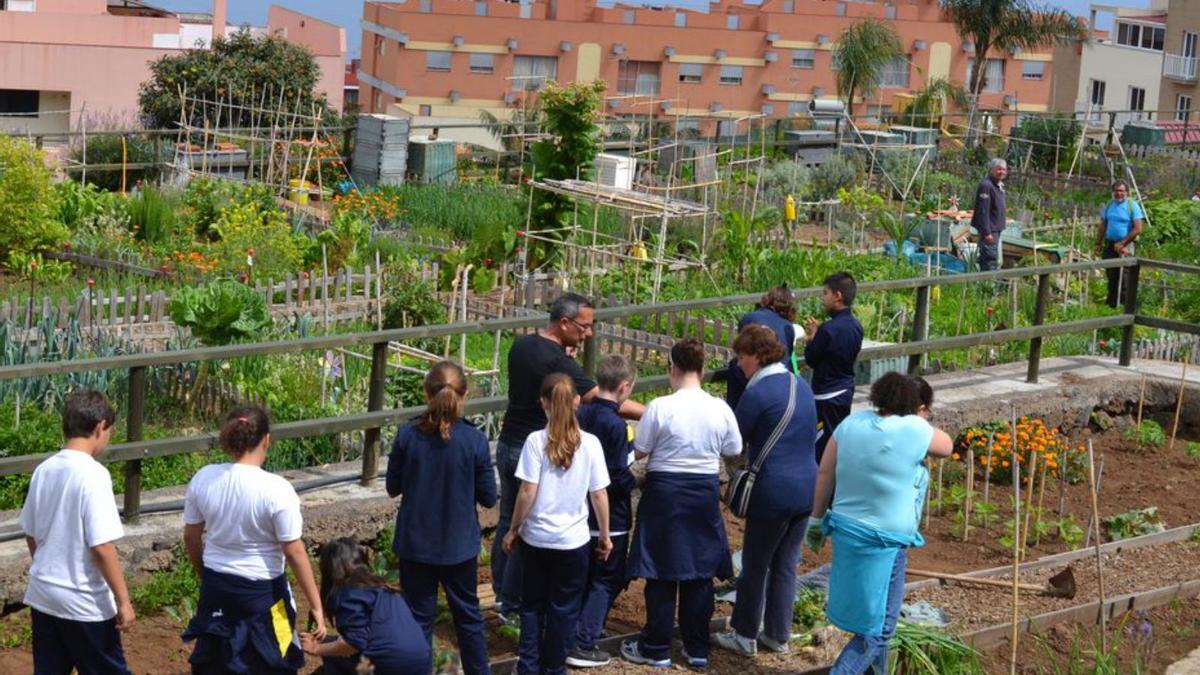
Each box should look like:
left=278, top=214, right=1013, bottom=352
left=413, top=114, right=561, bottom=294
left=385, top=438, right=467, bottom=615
left=150, top=0, right=1146, bottom=61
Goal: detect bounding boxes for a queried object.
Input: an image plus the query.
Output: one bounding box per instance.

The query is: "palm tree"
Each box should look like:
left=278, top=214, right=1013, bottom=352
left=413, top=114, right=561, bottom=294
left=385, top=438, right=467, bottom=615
left=898, top=78, right=969, bottom=128
left=941, top=0, right=1085, bottom=142
left=834, top=20, right=903, bottom=117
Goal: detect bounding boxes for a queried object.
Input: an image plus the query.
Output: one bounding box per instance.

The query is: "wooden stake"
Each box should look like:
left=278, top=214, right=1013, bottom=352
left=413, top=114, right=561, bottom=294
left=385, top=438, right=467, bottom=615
left=1022, top=447, right=1038, bottom=560
left=1086, top=439, right=1108, bottom=652
left=1169, top=356, right=1190, bottom=452
left=936, top=458, right=945, bottom=514
left=982, top=431, right=995, bottom=519
left=1083, top=455, right=1106, bottom=549
left=1009, top=452, right=1021, bottom=675
left=1136, top=372, right=1147, bottom=428
left=1034, top=460, right=1049, bottom=546
left=963, top=446, right=975, bottom=541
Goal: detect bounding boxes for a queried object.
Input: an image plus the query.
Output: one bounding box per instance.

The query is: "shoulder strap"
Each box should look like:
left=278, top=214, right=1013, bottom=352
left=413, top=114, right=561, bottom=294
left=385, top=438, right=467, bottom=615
left=749, top=376, right=798, bottom=474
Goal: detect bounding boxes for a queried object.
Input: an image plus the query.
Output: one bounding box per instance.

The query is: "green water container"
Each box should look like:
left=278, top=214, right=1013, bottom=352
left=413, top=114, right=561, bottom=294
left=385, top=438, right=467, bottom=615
left=408, top=138, right=457, bottom=185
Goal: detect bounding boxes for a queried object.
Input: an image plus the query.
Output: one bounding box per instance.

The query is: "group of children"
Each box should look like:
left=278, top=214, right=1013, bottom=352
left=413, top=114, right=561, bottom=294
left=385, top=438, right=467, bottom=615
left=18, top=273, right=866, bottom=675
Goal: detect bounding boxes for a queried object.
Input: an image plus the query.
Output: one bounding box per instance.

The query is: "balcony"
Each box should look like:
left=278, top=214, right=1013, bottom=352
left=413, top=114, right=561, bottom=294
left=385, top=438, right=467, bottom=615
left=1164, top=53, right=1198, bottom=81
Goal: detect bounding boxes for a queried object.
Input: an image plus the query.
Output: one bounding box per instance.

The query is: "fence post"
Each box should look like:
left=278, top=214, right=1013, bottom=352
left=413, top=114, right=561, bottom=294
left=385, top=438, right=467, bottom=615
left=1119, top=261, right=1140, bottom=367
left=907, top=284, right=930, bottom=375
left=123, top=366, right=146, bottom=521
left=1026, top=273, right=1051, bottom=383
left=362, top=341, right=389, bottom=485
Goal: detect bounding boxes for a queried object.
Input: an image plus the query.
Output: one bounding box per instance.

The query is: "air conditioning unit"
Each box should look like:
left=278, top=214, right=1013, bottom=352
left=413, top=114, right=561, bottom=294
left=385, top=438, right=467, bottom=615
left=594, top=153, right=637, bottom=190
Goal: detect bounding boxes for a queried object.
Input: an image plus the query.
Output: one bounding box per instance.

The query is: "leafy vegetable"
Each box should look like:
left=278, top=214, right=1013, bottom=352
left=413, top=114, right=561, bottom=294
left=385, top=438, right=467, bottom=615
left=168, top=280, right=272, bottom=346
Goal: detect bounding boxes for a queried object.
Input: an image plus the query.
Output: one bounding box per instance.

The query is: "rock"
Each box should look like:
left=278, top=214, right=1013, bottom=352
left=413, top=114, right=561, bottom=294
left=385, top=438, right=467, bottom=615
left=1091, top=410, right=1114, bottom=431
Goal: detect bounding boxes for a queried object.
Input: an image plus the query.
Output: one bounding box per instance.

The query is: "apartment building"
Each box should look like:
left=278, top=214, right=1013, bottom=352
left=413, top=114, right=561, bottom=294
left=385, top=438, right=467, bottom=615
left=358, top=0, right=1061, bottom=144
left=1159, top=0, right=1200, bottom=120
left=0, top=0, right=346, bottom=135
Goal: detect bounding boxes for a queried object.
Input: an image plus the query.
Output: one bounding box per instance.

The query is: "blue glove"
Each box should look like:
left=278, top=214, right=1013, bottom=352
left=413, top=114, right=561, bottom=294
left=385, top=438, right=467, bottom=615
left=805, top=519, right=826, bottom=553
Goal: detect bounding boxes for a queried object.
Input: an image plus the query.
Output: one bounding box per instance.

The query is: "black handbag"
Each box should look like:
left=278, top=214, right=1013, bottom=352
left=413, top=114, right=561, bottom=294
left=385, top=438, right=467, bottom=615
left=726, top=375, right=798, bottom=518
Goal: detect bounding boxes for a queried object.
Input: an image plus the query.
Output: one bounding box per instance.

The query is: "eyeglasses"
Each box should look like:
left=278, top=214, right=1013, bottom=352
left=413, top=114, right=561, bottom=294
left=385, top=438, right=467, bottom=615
left=566, top=317, right=594, bottom=333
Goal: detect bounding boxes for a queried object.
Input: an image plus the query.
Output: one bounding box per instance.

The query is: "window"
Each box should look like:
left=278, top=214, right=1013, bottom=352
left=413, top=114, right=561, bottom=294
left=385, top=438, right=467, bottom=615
left=512, top=55, right=557, bottom=91
left=372, top=90, right=382, bottom=111
left=1115, top=22, right=1164, bottom=50
left=718, top=120, right=739, bottom=138
left=1177, top=94, right=1193, bottom=121
left=877, top=56, right=909, bottom=88
left=618, top=61, right=661, bottom=96
left=419, top=0, right=432, bottom=12
left=1089, top=78, right=1106, bottom=106
left=1186, top=31, right=1199, bottom=58
left=830, top=52, right=842, bottom=71
left=470, top=53, right=495, bottom=74
left=1129, top=86, right=1146, bottom=112
left=783, top=0, right=794, bottom=12
left=678, top=63, right=703, bottom=84
left=966, top=58, right=1005, bottom=92
left=885, top=4, right=897, bottom=19
left=1021, top=61, right=1044, bottom=80
left=719, top=65, right=744, bottom=85
left=675, top=12, right=687, bottom=27
left=375, top=36, right=385, bottom=57
left=427, top=51, right=452, bottom=72
left=419, top=104, right=432, bottom=116
left=867, top=104, right=893, bottom=120
left=475, top=1, right=487, bottom=16
left=791, top=49, right=815, bottom=69
left=787, top=101, right=806, bottom=116
left=726, top=14, right=739, bottom=30
left=0, top=90, right=39, bottom=118
left=623, top=10, right=635, bottom=24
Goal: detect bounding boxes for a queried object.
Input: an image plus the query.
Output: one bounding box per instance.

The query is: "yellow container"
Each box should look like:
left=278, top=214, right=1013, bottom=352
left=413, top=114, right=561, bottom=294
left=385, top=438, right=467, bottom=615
left=288, top=179, right=310, bottom=206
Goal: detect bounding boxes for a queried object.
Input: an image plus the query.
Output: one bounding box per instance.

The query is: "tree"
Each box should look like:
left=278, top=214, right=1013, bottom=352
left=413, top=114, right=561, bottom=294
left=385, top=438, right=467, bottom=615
left=138, top=29, right=333, bottom=129
left=897, top=78, right=969, bottom=128
left=834, top=20, right=903, bottom=117
left=941, top=0, right=1085, bottom=142
left=0, top=137, right=67, bottom=267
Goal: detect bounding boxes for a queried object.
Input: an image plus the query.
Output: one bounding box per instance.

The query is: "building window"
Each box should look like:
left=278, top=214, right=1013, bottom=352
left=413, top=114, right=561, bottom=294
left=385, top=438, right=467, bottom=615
left=623, top=9, right=635, bottom=24
left=1115, top=22, right=1164, bottom=50
left=375, top=36, right=385, bottom=57
left=520, top=3, right=531, bottom=18
left=0, top=89, right=39, bottom=118
left=1089, top=78, right=1106, bottom=106
left=877, top=56, right=909, bottom=88
left=678, top=63, right=703, bottom=84
left=618, top=61, right=661, bottom=96
left=419, top=104, right=433, bottom=116
left=475, top=1, right=487, bottom=16
left=1021, top=61, right=1044, bottom=80
left=830, top=52, right=842, bottom=71
left=717, top=120, right=739, bottom=138
left=726, top=14, right=739, bottom=30
left=675, top=12, right=687, bottom=27
left=1177, top=94, right=1192, bottom=121
left=419, top=0, right=432, bottom=13
left=783, top=0, right=795, bottom=12
left=513, top=55, right=557, bottom=90
left=966, top=58, right=1005, bottom=92
left=372, top=90, right=382, bottom=110
left=1129, top=86, right=1146, bottom=112
left=470, top=53, right=495, bottom=74
left=427, top=51, right=452, bottom=72
left=791, top=49, right=815, bottom=69
left=787, top=101, right=806, bottom=115
left=719, top=65, right=744, bottom=85
left=867, top=104, right=893, bottom=121
left=885, top=4, right=897, bottom=19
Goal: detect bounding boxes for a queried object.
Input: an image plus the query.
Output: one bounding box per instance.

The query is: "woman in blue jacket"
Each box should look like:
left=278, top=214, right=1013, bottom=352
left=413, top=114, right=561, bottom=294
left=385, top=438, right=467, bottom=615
left=713, top=325, right=818, bottom=657
left=725, top=285, right=798, bottom=409
left=386, top=361, right=498, bottom=675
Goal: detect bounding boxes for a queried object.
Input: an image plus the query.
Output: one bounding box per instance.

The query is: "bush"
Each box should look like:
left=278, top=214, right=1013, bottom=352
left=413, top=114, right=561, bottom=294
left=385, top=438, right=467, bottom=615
left=808, top=153, right=858, bottom=200
left=760, top=160, right=810, bottom=210
left=169, top=280, right=272, bottom=345
left=70, top=133, right=161, bottom=192
left=211, top=201, right=305, bottom=281
left=1008, top=118, right=1081, bottom=173
left=127, top=186, right=179, bottom=245
left=0, top=137, right=67, bottom=263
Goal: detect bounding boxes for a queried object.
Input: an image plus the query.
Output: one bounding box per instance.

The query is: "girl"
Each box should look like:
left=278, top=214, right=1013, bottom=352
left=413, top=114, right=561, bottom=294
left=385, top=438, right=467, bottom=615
left=502, top=373, right=612, bottom=675
left=182, top=405, right=325, bottom=674
left=386, top=361, right=497, bottom=675
left=301, top=538, right=431, bottom=674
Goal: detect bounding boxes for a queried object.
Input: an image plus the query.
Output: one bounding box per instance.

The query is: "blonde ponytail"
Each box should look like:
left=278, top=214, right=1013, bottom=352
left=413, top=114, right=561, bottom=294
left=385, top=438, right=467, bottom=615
left=541, top=373, right=581, bottom=470
left=419, top=361, right=467, bottom=442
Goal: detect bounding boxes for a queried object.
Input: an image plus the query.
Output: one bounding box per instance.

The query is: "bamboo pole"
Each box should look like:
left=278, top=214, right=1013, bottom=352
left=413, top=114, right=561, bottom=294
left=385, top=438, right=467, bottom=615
left=1086, top=439, right=1108, bottom=652
left=1084, top=455, right=1106, bottom=549
left=1136, top=372, right=1147, bottom=428
left=1169, top=356, right=1190, bottom=452
left=1008, top=449, right=1021, bottom=675
left=1034, top=460, right=1049, bottom=546
left=963, top=446, right=975, bottom=541
left=936, top=458, right=945, bottom=515
left=1022, top=446, right=1038, bottom=560
left=982, top=431, right=996, bottom=518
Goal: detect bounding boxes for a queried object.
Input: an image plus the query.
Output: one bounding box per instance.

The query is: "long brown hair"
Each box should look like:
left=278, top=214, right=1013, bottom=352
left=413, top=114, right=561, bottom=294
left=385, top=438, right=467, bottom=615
left=418, top=361, right=467, bottom=442
left=541, top=373, right=581, bottom=470
left=318, top=537, right=397, bottom=607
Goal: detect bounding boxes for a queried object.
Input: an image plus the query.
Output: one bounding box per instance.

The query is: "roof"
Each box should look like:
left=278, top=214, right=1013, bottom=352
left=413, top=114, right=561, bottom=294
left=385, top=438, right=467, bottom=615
left=1158, top=121, right=1200, bottom=145
left=345, top=59, right=360, bottom=89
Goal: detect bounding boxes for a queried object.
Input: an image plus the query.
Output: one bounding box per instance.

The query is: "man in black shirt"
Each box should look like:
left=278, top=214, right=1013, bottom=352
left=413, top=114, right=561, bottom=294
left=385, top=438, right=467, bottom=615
left=490, top=292, right=645, bottom=619
left=970, top=158, right=1008, bottom=272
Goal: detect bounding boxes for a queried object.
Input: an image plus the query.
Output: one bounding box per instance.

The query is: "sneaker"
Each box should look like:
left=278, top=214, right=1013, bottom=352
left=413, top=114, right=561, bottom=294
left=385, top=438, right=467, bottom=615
left=497, top=610, right=520, bottom=627
left=712, top=631, right=757, bottom=656
left=757, top=634, right=790, bottom=654
left=566, top=647, right=612, bottom=668
left=620, top=639, right=672, bottom=668
left=681, top=647, right=709, bottom=670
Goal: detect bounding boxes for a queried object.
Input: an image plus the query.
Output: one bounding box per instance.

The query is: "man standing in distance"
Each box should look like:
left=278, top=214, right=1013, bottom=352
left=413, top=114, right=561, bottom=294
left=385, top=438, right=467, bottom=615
left=971, top=158, right=1008, bottom=272
left=491, top=293, right=645, bottom=621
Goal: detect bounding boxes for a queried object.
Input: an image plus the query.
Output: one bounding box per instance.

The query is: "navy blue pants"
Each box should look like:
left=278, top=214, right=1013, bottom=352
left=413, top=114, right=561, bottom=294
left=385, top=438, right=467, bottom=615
left=638, top=578, right=715, bottom=661
left=31, top=608, right=131, bottom=675
left=574, top=534, right=629, bottom=651
left=491, top=440, right=525, bottom=613
left=731, top=514, right=809, bottom=644
left=399, top=558, right=490, bottom=675
left=518, top=541, right=589, bottom=675
left=815, top=399, right=852, bottom=464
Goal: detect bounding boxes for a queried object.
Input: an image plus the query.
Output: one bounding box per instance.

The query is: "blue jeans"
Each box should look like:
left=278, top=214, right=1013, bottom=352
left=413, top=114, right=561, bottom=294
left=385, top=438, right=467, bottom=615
left=518, top=541, right=589, bottom=675
left=730, top=514, right=808, bottom=644
left=574, top=534, right=629, bottom=650
left=978, top=234, right=1002, bottom=272
left=831, top=548, right=908, bottom=675
left=491, top=439, right=524, bottom=613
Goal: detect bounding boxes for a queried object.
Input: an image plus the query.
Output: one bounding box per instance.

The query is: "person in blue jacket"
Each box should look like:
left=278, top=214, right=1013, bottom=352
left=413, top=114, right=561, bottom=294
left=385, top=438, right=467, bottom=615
left=1097, top=180, right=1144, bottom=308
left=386, top=361, right=498, bottom=675
left=567, top=355, right=639, bottom=669
left=725, top=285, right=798, bottom=409
left=803, top=272, right=864, bottom=463
left=302, top=538, right=431, bottom=674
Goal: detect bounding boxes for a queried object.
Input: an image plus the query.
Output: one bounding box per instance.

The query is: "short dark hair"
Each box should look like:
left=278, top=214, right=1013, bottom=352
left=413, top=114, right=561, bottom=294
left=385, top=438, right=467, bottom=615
left=824, top=272, right=857, bottom=306
left=669, top=338, right=706, bottom=375
left=914, top=376, right=934, bottom=410
left=596, top=354, right=636, bottom=392
left=219, top=405, right=271, bottom=458
left=1111, top=180, right=1128, bottom=191
left=62, top=389, right=116, bottom=440
left=732, top=324, right=785, bottom=366
left=549, top=293, right=593, bottom=322
left=759, top=285, right=796, bottom=322
left=868, top=372, right=922, bottom=417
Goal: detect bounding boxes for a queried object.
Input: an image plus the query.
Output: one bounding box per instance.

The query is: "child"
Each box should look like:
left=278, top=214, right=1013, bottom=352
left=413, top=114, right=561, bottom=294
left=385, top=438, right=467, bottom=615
left=386, top=361, right=497, bottom=675
left=20, top=389, right=134, bottom=675
left=567, top=355, right=638, bottom=668
left=182, top=405, right=326, bottom=674
left=301, top=538, right=431, bottom=674
left=803, top=272, right=864, bottom=462
left=502, top=373, right=612, bottom=675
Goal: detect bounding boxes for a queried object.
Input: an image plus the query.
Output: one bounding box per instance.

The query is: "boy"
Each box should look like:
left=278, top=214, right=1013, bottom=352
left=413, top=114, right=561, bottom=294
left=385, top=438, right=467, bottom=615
left=20, top=389, right=134, bottom=675
left=566, top=355, right=638, bottom=669
left=803, top=272, right=864, bottom=463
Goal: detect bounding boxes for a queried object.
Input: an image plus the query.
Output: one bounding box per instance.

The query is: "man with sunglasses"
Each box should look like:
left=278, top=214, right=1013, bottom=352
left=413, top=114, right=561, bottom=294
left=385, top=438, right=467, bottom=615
left=490, top=292, right=645, bottom=624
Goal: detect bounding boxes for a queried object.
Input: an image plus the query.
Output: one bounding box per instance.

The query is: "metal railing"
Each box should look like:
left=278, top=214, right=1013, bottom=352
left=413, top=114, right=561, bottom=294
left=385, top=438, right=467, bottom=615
left=1, top=257, right=1198, bottom=519
left=1164, top=53, right=1198, bottom=81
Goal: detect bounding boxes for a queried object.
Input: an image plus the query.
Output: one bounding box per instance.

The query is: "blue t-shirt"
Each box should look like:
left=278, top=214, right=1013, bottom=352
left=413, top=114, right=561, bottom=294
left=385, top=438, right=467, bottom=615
left=830, top=411, right=934, bottom=536
left=1102, top=199, right=1144, bottom=242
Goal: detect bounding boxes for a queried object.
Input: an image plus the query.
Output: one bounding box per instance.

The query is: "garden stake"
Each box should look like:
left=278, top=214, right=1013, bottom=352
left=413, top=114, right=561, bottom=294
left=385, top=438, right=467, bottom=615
left=1083, top=454, right=1106, bottom=549
left=1009, top=453, right=1021, bottom=675
left=1034, top=461, right=1049, bottom=546
left=1085, top=439, right=1108, bottom=652
left=1057, top=436, right=1069, bottom=519
left=1169, top=356, right=1190, bottom=452
left=963, top=446, right=975, bottom=542
left=1022, top=448, right=1038, bottom=560
left=936, top=458, right=945, bottom=515
left=1136, top=372, right=1147, bottom=428
left=924, top=464, right=932, bottom=530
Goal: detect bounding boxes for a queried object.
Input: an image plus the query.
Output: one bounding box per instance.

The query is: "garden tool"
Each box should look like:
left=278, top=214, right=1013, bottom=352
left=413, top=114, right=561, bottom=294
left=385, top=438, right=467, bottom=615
left=907, top=565, right=1076, bottom=599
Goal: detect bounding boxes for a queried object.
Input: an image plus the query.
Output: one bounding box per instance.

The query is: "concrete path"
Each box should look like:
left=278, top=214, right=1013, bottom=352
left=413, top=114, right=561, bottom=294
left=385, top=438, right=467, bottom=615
left=1168, top=646, right=1200, bottom=674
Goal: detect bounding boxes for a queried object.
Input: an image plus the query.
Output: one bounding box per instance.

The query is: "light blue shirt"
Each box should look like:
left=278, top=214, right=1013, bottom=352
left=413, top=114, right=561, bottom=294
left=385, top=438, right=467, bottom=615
left=1102, top=199, right=1144, bottom=243
left=830, top=411, right=934, bottom=536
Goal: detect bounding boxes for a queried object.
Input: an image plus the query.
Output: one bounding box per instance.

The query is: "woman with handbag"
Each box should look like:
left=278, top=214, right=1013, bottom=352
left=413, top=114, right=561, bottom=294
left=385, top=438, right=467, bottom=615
left=713, top=325, right=819, bottom=657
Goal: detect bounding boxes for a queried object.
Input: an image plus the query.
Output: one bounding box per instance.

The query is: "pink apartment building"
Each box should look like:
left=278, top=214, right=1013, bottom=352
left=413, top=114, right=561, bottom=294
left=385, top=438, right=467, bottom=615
left=0, top=0, right=346, bottom=136
left=359, top=0, right=1064, bottom=141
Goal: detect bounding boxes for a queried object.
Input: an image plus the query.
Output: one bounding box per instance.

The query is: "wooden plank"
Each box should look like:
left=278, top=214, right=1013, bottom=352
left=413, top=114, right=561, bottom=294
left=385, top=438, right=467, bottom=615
left=108, top=289, right=119, bottom=325
left=124, top=287, right=135, bottom=324
left=58, top=297, right=70, bottom=329
left=135, top=286, right=146, bottom=324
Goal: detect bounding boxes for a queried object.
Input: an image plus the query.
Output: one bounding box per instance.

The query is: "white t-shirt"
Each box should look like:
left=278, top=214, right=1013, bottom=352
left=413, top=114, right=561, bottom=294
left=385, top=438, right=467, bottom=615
left=515, top=429, right=610, bottom=550
left=20, top=449, right=124, bottom=622
left=636, top=387, right=743, bottom=475
left=183, top=463, right=303, bottom=580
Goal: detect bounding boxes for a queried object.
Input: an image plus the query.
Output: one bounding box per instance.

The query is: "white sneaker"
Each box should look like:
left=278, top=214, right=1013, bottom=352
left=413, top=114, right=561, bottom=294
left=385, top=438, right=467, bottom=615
left=758, top=634, right=790, bottom=654
left=712, top=630, right=757, bottom=656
